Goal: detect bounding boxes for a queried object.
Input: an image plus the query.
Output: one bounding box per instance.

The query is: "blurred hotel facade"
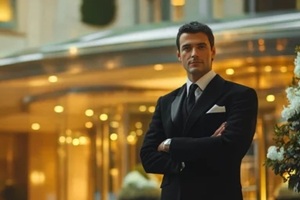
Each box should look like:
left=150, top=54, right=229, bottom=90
left=0, top=0, right=300, bottom=200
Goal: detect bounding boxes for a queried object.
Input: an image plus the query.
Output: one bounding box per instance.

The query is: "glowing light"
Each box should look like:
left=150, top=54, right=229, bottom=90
left=130, top=131, right=136, bottom=137
left=85, top=121, right=93, bottom=128
left=266, top=95, right=275, bottom=102
left=30, top=171, right=45, bottom=185
left=69, top=46, right=78, bottom=55
left=280, top=66, right=287, bottom=73
left=58, top=136, right=66, bottom=144
left=54, top=105, right=64, bottom=113
left=99, top=114, right=108, bottom=121
left=66, top=136, right=72, bottom=144
left=72, top=138, right=80, bottom=146
left=110, top=121, right=119, bottom=128
left=136, top=129, right=143, bottom=136
left=48, top=75, right=58, bottom=83
left=264, top=65, right=272, bottom=72
left=0, top=1, right=12, bottom=22
left=85, top=109, right=94, bottom=117
left=79, top=136, right=88, bottom=145
left=171, top=0, right=185, bottom=6
left=110, top=168, right=119, bottom=176
left=148, top=106, right=155, bottom=113
left=31, top=123, right=40, bottom=130
left=127, top=135, right=136, bottom=144
left=154, top=64, right=164, bottom=71
left=135, top=122, right=142, bottom=129
left=226, top=68, right=235, bottom=75
left=110, top=133, right=118, bottom=141
left=139, top=105, right=147, bottom=112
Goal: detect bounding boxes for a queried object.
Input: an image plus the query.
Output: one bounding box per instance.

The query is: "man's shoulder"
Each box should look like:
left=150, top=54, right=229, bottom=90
left=163, top=86, right=184, bottom=97
left=224, top=79, right=255, bottom=91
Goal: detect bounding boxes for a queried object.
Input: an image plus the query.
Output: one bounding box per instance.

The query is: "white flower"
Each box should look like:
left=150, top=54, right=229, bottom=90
left=294, top=52, right=300, bottom=78
left=118, top=171, right=160, bottom=200
left=122, top=171, right=158, bottom=189
left=286, top=87, right=295, bottom=102
left=281, top=105, right=297, bottom=120
left=267, top=146, right=284, bottom=161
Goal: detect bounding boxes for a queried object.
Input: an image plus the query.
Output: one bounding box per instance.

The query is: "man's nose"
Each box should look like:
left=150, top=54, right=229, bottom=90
left=191, top=48, right=199, bottom=57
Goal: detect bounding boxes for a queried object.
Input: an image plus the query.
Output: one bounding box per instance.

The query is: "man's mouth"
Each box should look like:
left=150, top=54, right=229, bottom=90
left=189, top=61, right=202, bottom=65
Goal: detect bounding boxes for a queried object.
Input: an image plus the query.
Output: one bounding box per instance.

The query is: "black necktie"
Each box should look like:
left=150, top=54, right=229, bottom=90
left=186, top=84, right=198, bottom=114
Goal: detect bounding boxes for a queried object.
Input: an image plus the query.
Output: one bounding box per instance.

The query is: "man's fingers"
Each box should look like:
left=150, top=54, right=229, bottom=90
left=211, top=122, right=227, bottom=137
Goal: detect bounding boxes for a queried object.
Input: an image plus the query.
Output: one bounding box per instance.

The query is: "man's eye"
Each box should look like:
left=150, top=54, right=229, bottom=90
left=182, top=46, right=190, bottom=51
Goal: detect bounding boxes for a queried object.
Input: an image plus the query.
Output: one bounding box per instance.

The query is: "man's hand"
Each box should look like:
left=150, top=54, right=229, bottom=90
left=157, top=139, right=171, bottom=152
left=211, top=122, right=227, bottom=137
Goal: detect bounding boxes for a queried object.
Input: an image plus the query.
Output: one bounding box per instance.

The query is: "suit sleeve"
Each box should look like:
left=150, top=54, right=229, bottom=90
left=169, top=87, right=258, bottom=162
left=140, top=97, right=182, bottom=175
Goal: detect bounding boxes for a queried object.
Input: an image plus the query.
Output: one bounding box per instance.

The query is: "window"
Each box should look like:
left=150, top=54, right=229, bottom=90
left=0, top=0, right=15, bottom=28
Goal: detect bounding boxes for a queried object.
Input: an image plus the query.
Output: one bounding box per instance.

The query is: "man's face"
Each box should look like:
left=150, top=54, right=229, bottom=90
left=177, top=32, right=215, bottom=82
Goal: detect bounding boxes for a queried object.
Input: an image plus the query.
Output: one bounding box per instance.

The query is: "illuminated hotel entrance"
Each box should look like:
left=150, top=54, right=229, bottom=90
left=0, top=13, right=300, bottom=200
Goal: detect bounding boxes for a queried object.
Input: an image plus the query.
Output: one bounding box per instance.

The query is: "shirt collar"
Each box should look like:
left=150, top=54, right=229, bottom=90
left=186, top=70, right=216, bottom=93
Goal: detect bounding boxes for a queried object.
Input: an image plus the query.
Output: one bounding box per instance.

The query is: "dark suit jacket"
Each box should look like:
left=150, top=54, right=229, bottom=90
left=140, top=74, right=258, bottom=200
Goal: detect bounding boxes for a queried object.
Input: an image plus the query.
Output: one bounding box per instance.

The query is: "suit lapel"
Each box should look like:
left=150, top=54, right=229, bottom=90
left=171, top=85, right=186, bottom=123
left=183, top=75, right=225, bottom=135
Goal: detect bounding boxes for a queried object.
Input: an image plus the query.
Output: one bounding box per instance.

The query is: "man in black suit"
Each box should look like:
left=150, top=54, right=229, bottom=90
left=140, top=21, right=258, bottom=200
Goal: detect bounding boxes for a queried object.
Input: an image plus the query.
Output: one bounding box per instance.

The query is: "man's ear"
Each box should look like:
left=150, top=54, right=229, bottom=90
left=211, top=46, right=216, bottom=61
left=177, top=50, right=181, bottom=61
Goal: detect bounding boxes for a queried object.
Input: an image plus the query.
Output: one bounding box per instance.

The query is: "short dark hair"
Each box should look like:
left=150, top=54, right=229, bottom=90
left=176, top=21, right=215, bottom=51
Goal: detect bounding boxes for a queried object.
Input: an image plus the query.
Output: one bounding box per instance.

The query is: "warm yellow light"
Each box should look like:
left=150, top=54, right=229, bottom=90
left=54, top=105, right=64, bottom=113
left=226, top=68, right=235, bottom=75
left=127, top=135, right=136, bottom=144
left=69, top=46, right=78, bottom=55
left=66, top=136, right=72, bottom=144
left=130, top=131, right=136, bottom=137
left=31, top=123, right=40, bottom=130
left=139, top=105, right=147, bottom=112
left=154, top=64, right=164, bottom=71
left=79, top=136, right=88, bottom=145
left=72, top=138, right=80, bottom=146
left=148, top=106, right=155, bottom=113
left=110, top=121, right=119, bottom=128
left=264, top=65, right=272, bottom=72
left=266, top=95, right=275, bottom=102
left=280, top=66, right=287, bottom=73
left=30, top=171, right=45, bottom=185
left=171, top=0, right=185, bottom=6
left=85, top=121, right=93, bottom=129
left=0, top=0, right=12, bottom=22
left=135, top=122, right=142, bottom=129
left=48, top=75, right=58, bottom=83
left=110, top=168, right=119, bottom=176
left=136, top=129, right=143, bottom=136
left=99, top=113, right=108, bottom=121
left=110, top=133, right=118, bottom=141
left=85, top=109, right=94, bottom=117
left=58, top=136, right=66, bottom=144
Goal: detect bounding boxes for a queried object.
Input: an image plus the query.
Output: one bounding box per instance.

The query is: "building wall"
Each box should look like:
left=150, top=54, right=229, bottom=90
left=0, top=0, right=124, bottom=57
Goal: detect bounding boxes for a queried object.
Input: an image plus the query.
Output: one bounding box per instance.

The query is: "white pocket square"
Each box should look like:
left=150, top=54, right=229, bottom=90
left=206, top=104, right=226, bottom=113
